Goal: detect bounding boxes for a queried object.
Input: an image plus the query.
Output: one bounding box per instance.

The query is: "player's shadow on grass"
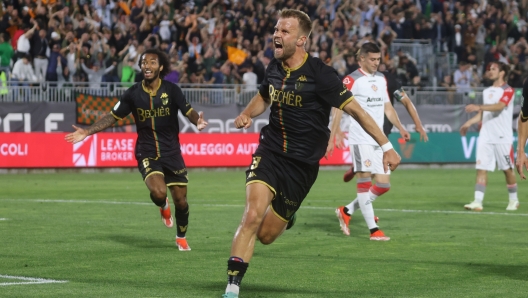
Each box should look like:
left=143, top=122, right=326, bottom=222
left=454, top=262, right=528, bottom=281
left=409, top=259, right=528, bottom=282
left=106, top=234, right=168, bottom=248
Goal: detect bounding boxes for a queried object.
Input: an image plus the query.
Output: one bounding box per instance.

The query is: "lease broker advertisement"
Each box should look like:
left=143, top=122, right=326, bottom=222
left=0, top=133, right=349, bottom=168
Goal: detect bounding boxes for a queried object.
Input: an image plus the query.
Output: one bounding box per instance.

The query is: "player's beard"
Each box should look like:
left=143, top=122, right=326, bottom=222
left=274, top=42, right=295, bottom=61
left=143, top=68, right=160, bottom=84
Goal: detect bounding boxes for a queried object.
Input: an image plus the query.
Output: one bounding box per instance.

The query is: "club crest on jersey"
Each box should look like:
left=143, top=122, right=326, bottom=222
left=364, top=159, right=372, bottom=167
left=371, top=85, right=378, bottom=92
left=161, top=93, right=169, bottom=105
left=296, top=75, right=307, bottom=90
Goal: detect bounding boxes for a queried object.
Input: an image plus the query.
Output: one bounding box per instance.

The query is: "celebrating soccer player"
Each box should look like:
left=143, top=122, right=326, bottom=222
left=65, top=49, right=208, bottom=250
left=330, top=43, right=410, bottom=241
left=517, top=78, right=528, bottom=180
left=222, top=9, right=401, bottom=298
left=460, top=62, right=519, bottom=211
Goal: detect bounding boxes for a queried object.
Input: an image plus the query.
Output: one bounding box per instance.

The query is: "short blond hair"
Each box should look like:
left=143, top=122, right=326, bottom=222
left=277, top=9, right=312, bottom=37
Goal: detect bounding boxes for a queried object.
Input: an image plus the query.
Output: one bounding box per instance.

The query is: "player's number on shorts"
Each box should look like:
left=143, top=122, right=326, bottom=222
left=250, top=156, right=261, bottom=170
left=142, top=158, right=149, bottom=168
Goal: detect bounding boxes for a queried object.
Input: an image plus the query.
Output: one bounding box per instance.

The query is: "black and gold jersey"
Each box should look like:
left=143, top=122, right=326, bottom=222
left=258, top=53, right=354, bottom=164
left=522, top=79, right=528, bottom=121
left=111, top=80, right=193, bottom=159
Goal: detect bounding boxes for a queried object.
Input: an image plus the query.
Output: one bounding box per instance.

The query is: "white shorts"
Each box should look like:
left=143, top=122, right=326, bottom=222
left=475, top=142, right=513, bottom=171
left=350, top=144, right=390, bottom=175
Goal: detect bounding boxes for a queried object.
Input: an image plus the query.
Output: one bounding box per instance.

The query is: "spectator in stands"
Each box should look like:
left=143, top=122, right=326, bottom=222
left=120, top=56, right=137, bottom=87
left=46, top=43, right=67, bottom=83
left=440, top=74, right=457, bottom=103
left=0, top=33, right=14, bottom=70
left=454, top=61, right=473, bottom=93
left=11, top=53, right=37, bottom=83
left=31, top=28, right=49, bottom=82
left=81, top=58, right=117, bottom=90
left=17, top=21, right=38, bottom=60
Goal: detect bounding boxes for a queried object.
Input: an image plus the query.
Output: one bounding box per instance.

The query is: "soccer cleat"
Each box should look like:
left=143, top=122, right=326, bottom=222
left=370, top=230, right=390, bottom=241
left=464, top=201, right=483, bottom=211
left=222, top=292, right=238, bottom=298
left=160, top=198, right=174, bottom=228
left=176, top=237, right=191, bottom=251
left=286, top=213, right=296, bottom=230
left=506, top=200, right=519, bottom=211
left=343, top=165, right=356, bottom=182
left=335, top=206, right=351, bottom=236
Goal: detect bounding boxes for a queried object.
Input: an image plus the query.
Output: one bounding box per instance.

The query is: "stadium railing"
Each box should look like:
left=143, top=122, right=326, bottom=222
left=390, top=39, right=436, bottom=85
left=2, top=82, right=523, bottom=106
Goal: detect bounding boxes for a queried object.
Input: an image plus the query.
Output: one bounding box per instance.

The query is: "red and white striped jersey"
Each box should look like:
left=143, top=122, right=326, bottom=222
left=479, top=84, right=514, bottom=144
left=343, top=68, right=390, bottom=145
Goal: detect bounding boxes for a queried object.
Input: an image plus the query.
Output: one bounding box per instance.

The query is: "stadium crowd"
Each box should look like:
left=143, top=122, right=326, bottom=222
left=1, top=0, right=528, bottom=90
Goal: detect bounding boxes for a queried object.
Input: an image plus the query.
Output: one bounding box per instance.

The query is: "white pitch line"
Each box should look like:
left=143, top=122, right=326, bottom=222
left=2, top=199, right=528, bottom=217
left=0, top=275, right=68, bottom=286
left=0, top=218, right=7, bottom=221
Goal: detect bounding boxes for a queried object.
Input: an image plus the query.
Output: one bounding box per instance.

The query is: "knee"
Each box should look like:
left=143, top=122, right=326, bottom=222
left=257, top=234, right=276, bottom=245
left=150, top=188, right=167, bottom=200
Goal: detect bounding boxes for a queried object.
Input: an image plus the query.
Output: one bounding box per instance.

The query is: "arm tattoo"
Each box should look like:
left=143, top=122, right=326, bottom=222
left=86, top=113, right=117, bottom=135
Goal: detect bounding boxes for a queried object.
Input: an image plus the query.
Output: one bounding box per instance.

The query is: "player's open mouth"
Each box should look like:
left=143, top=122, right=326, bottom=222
left=274, top=40, right=283, bottom=55
left=144, top=70, right=153, bottom=77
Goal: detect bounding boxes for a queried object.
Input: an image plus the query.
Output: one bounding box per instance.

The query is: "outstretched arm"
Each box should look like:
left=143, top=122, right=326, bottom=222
left=186, top=110, right=208, bottom=131
left=65, top=114, right=117, bottom=143
left=385, top=102, right=410, bottom=141
left=459, top=111, right=482, bottom=136
left=400, top=94, right=428, bottom=141
left=234, top=93, right=270, bottom=129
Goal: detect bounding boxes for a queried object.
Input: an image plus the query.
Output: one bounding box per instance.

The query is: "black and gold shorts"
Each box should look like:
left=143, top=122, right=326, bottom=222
left=137, top=154, right=188, bottom=186
left=245, top=146, right=319, bottom=222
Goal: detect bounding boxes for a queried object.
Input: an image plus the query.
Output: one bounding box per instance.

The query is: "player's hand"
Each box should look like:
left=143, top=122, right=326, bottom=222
left=234, top=113, right=252, bottom=129
left=399, top=128, right=411, bottom=141
left=325, top=139, right=335, bottom=159
left=465, top=104, right=480, bottom=113
left=382, top=149, right=401, bottom=173
left=335, top=131, right=348, bottom=149
left=459, top=124, right=469, bottom=136
left=416, top=126, right=429, bottom=142
left=516, top=152, right=528, bottom=180
left=196, top=111, right=208, bottom=131
left=65, top=125, right=89, bottom=144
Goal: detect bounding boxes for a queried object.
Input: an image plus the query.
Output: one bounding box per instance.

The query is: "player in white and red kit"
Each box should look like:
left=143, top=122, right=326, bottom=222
left=329, top=43, right=410, bottom=240
left=460, top=61, right=519, bottom=211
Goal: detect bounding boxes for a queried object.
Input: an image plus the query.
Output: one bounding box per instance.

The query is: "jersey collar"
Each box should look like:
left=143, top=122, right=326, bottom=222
left=142, top=79, right=162, bottom=97
left=281, top=53, right=308, bottom=72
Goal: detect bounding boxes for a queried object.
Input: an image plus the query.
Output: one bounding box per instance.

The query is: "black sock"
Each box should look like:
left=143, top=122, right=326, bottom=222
left=150, top=193, right=165, bottom=207
left=369, top=227, right=379, bottom=234
left=227, top=257, right=249, bottom=287
left=343, top=206, right=350, bottom=215
left=175, top=204, right=189, bottom=238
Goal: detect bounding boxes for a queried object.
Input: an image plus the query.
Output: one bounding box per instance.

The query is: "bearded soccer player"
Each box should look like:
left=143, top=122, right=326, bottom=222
left=460, top=61, right=519, bottom=211
left=65, top=49, right=208, bottom=250
left=329, top=43, right=410, bottom=241
left=222, top=9, right=401, bottom=298
left=339, top=62, right=429, bottom=182
left=517, top=78, right=528, bottom=179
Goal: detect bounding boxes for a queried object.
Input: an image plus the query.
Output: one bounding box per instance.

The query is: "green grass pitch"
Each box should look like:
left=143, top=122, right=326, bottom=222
left=0, top=169, right=527, bottom=297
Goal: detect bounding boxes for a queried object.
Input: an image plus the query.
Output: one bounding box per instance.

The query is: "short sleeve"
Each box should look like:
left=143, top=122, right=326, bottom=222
left=316, top=64, right=353, bottom=110
left=172, top=84, right=193, bottom=116
left=499, top=87, right=514, bottom=105
left=258, top=67, right=270, bottom=99
left=111, top=89, right=133, bottom=119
